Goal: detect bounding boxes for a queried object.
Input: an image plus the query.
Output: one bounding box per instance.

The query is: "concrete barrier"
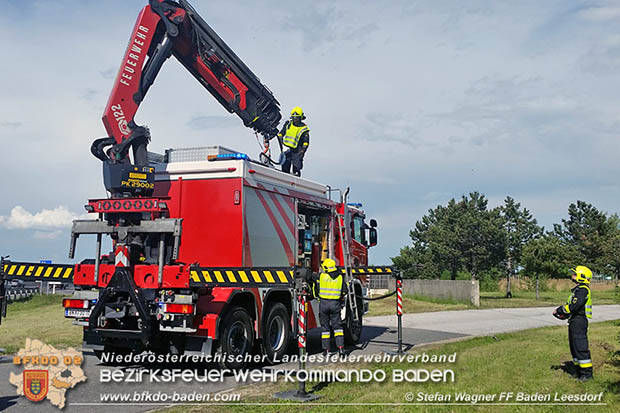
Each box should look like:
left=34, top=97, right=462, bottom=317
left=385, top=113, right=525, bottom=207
left=402, top=279, right=480, bottom=307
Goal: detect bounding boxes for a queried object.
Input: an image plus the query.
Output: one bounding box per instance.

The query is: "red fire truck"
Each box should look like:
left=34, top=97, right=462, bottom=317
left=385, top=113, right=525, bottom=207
left=63, top=146, right=385, bottom=368
left=1, top=0, right=391, bottom=368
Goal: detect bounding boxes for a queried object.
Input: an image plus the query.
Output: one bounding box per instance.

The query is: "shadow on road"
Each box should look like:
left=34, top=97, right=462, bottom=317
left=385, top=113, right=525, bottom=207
left=0, top=396, right=19, bottom=411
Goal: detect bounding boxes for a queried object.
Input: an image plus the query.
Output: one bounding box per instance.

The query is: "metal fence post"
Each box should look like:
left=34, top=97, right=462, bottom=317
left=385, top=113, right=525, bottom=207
left=386, top=271, right=405, bottom=355
left=275, top=270, right=320, bottom=402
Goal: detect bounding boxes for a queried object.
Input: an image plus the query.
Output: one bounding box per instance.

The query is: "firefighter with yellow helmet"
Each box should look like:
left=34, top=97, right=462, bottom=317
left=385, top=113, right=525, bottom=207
left=552, top=265, right=593, bottom=381
left=276, top=106, right=310, bottom=176
left=315, top=258, right=346, bottom=358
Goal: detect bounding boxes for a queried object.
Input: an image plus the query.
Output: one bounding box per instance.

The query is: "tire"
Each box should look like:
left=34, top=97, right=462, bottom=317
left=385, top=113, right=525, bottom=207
left=216, top=306, right=254, bottom=370
left=344, top=293, right=363, bottom=345
left=260, top=302, right=292, bottom=363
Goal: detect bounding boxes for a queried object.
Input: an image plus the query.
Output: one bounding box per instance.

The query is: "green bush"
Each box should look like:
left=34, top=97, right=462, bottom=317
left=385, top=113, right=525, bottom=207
left=477, top=268, right=501, bottom=292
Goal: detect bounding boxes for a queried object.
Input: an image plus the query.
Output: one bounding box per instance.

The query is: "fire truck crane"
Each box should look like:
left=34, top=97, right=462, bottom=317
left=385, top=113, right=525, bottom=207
left=2, top=0, right=388, bottom=368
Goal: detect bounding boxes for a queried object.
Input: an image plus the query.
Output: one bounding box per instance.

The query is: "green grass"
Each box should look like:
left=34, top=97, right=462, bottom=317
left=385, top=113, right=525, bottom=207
left=366, top=289, right=619, bottom=317
left=480, top=290, right=618, bottom=308
left=367, top=293, right=472, bottom=316
left=0, top=294, right=82, bottom=354
left=161, top=321, right=620, bottom=412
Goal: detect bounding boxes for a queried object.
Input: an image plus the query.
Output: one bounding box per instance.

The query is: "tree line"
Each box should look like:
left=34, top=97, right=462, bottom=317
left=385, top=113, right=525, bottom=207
left=392, top=192, right=620, bottom=285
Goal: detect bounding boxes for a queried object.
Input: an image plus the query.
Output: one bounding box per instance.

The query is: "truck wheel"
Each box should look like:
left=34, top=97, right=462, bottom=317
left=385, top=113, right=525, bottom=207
left=216, top=306, right=254, bottom=369
left=344, top=295, right=363, bottom=345
left=260, top=302, right=291, bottom=363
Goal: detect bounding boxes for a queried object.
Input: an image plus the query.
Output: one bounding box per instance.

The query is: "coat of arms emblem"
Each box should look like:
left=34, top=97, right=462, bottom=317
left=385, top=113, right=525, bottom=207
left=23, top=370, right=49, bottom=402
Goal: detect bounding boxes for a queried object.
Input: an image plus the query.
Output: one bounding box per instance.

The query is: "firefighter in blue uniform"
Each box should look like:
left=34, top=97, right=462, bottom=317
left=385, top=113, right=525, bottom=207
left=553, top=265, right=593, bottom=381
left=315, top=258, right=346, bottom=358
left=277, top=106, right=309, bottom=176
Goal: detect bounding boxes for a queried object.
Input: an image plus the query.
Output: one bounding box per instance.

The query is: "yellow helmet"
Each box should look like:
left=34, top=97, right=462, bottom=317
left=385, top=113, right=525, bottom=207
left=571, top=265, right=592, bottom=284
left=321, top=258, right=337, bottom=273
left=290, top=106, right=305, bottom=119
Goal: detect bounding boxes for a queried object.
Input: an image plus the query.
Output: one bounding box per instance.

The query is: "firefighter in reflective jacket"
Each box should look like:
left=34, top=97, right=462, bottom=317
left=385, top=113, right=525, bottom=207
left=276, top=106, right=309, bottom=176
left=553, top=265, right=593, bottom=381
left=315, top=258, right=346, bottom=358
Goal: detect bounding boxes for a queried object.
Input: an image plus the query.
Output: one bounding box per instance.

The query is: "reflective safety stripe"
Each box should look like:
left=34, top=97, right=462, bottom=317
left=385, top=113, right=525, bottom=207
left=584, top=286, right=592, bottom=319
left=319, top=272, right=343, bottom=300
left=321, top=332, right=331, bottom=339
left=334, top=329, right=344, bottom=337
left=563, top=304, right=570, bottom=313
left=283, top=124, right=309, bottom=149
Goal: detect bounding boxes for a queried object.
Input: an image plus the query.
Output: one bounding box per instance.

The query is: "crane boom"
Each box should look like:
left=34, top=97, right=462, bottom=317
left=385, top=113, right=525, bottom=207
left=92, top=0, right=281, bottom=197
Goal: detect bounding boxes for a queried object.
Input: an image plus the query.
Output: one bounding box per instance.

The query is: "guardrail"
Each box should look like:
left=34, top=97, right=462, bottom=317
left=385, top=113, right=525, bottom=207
left=368, top=274, right=392, bottom=289
left=5, top=287, right=39, bottom=303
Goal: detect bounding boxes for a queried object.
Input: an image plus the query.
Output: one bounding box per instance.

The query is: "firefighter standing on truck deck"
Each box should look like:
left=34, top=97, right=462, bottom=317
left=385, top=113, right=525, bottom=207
left=314, top=258, right=346, bottom=358
left=276, top=106, right=309, bottom=176
left=552, top=265, right=593, bottom=381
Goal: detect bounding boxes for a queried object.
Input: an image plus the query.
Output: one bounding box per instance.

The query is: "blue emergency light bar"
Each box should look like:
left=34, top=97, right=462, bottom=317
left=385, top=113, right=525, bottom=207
left=347, top=203, right=363, bottom=208
left=207, top=152, right=249, bottom=161
left=220, top=153, right=248, bottom=160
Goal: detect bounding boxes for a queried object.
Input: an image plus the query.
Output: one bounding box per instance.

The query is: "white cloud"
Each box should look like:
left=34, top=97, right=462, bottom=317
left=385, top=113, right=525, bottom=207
left=33, top=230, right=63, bottom=240
left=0, top=206, right=83, bottom=230
left=579, top=6, right=620, bottom=22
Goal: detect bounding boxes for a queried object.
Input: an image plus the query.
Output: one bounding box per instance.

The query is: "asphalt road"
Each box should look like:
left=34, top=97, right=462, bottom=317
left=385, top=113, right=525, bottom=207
left=1, top=305, right=618, bottom=412
left=366, top=304, right=620, bottom=337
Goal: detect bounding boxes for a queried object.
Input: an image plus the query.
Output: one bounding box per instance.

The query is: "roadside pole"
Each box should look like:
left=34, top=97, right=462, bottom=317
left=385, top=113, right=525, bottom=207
left=274, top=269, right=320, bottom=401
left=385, top=271, right=405, bottom=355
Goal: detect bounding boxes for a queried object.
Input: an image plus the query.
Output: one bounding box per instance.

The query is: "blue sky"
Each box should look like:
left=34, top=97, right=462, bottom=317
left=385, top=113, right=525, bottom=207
left=1, top=0, right=620, bottom=265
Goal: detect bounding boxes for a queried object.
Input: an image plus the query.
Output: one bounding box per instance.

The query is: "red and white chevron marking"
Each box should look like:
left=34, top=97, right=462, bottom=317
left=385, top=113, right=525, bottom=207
left=115, top=245, right=129, bottom=267
left=298, top=295, right=306, bottom=348
left=396, top=279, right=403, bottom=316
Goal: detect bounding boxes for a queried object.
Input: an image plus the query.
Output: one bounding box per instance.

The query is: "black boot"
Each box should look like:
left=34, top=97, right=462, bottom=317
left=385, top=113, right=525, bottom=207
left=338, top=347, right=346, bottom=359
left=579, top=367, right=593, bottom=381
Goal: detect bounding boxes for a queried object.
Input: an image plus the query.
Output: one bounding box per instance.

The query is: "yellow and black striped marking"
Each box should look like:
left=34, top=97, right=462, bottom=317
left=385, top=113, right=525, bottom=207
left=2, top=262, right=74, bottom=280
left=341, top=266, right=393, bottom=276
left=189, top=267, right=295, bottom=287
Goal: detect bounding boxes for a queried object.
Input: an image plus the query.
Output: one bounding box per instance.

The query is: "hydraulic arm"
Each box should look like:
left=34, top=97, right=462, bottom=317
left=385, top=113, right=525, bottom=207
left=91, top=0, right=281, bottom=197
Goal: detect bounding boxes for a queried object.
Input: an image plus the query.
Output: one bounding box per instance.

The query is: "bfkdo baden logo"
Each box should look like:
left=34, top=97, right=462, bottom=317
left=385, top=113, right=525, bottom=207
left=23, top=370, right=49, bottom=402
left=9, top=338, right=87, bottom=409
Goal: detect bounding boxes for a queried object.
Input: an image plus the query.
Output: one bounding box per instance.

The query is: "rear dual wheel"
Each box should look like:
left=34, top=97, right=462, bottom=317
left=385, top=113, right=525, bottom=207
left=261, top=302, right=292, bottom=363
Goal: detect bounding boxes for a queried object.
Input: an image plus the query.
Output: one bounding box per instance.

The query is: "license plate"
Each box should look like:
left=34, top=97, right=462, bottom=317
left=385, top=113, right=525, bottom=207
left=65, top=309, right=90, bottom=318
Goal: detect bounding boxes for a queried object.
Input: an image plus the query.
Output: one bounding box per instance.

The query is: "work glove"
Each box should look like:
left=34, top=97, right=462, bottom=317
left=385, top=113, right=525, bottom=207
left=552, top=306, right=568, bottom=320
